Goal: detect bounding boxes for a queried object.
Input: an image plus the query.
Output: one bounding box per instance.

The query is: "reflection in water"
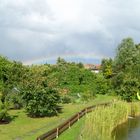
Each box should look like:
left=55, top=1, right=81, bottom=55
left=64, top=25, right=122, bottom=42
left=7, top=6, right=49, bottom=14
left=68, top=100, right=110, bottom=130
left=113, top=117, right=140, bottom=140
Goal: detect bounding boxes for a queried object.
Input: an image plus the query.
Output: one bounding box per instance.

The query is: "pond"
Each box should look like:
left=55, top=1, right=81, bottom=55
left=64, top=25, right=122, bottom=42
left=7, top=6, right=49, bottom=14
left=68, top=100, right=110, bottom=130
left=113, top=117, right=140, bottom=140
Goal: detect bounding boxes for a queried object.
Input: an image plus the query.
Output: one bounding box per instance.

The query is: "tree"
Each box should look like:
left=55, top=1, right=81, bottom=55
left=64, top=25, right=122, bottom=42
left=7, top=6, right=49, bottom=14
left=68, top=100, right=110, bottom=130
left=119, top=77, right=139, bottom=102
left=21, top=65, right=60, bottom=117
left=5, top=87, right=23, bottom=109
left=22, top=87, right=60, bottom=117
left=112, top=38, right=140, bottom=101
left=95, top=74, right=111, bottom=95
left=101, top=58, right=113, bottom=78
left=0, top=93, right=9, bottom=122
left=113, top=38, right=137, bottom=73
left=57, top=57, right=67, bottom=66
left=77, top=62, right=84, bottom=68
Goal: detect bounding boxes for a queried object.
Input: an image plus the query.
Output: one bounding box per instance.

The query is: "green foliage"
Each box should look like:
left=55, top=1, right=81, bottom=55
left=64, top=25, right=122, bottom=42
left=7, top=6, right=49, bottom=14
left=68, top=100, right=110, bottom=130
left=77, top=62, right=84, bottom=68
left=0, top=98, right=9, bottom=121
left=95, top=74, right=111, bottom=95
left=113, top=38, right=136, bottom=73
left=111, top=38, right=140, bottom=101
left=0, top=56, right=12, bottom=83
left=0, top=57, right=27, bottom=106
left=81, top=102, right=130, bottom=140
left=5, top=88, right=23, bottom=109
left=118, top=77, right=139, bottom=102
left=45, top=59, right=98, bottom=102
left=22, top=87, right=60, bottom=117
left=101, top=58, right=113, bottom=78
left=0, top=37, right=139, bottom=111
left=81, top=90, right=95, bottom=102
left=61, top=95, right=72, bottom=104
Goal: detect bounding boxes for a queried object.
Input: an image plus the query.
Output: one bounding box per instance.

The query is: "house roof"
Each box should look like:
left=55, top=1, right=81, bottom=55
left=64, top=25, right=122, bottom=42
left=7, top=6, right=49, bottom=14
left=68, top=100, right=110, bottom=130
left=84, top=64, right=101, bottom=70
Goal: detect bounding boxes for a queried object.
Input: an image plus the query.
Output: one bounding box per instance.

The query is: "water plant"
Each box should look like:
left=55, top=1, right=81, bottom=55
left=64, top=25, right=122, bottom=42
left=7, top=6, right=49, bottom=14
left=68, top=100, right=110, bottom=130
left=80, top=101, right=140, bottom=140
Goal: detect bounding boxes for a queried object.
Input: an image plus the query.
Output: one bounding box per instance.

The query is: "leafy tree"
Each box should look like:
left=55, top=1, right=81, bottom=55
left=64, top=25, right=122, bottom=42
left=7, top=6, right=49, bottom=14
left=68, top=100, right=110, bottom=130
left=57, top=57, right=67, bottom=66
left=22, top=87, right=60, bottom=117
left=101, top=58, right=113, bottom=78
left=77, top=62, right=84, bottom=68
left=0, top=93, right=9, bottom=122
left=119, top=77, right=139, bottom=102
left=113, top=38, right=137, bottom=73
left=112, top=38, right=140, bottom=101
left=5, top=88, right=23, bottom=109
left=0, top=57, right=27, bottom=105
left=21, top=65, right=60, bottom=117
left=81, top=90, right=95, bottom=102
left=0, top=56, right=12, bottom=84
left=7, top=61, right=26, bottom=88
left=61, top=95, right=71, bottom=104
left=95, top=74, right=111, bottom=95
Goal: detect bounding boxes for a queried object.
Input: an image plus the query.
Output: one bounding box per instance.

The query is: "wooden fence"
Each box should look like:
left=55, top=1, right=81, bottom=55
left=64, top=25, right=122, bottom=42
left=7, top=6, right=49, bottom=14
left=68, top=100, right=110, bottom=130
left=36, top=102, right=112, bottom=140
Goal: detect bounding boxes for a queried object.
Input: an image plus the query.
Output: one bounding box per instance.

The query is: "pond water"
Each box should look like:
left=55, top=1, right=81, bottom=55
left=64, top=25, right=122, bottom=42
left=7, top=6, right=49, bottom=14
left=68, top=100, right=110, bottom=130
left=113, top=117, right=140, bottom=140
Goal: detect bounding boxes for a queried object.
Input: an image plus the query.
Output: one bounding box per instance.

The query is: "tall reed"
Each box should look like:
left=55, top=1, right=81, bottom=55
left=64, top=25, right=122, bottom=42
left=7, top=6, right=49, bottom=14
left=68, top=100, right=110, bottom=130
left=129, top=102, right=140, bottom=117
left=80, top=101, right=140, bottom=140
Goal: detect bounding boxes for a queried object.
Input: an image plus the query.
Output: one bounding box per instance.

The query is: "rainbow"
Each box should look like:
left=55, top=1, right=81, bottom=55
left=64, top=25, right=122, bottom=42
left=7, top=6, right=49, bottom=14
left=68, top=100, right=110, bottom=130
left=23, top=52, right=108, bottom=65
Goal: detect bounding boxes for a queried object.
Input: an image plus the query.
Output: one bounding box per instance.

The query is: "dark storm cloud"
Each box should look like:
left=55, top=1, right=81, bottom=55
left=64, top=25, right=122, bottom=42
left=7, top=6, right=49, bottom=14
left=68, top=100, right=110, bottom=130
left=0, top=0, right=140, bottom=64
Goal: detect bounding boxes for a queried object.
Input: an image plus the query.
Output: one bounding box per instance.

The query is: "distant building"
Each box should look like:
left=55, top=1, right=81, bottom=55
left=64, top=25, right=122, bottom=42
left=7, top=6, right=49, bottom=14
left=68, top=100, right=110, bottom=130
left=84, top=64, right=101, bottom=73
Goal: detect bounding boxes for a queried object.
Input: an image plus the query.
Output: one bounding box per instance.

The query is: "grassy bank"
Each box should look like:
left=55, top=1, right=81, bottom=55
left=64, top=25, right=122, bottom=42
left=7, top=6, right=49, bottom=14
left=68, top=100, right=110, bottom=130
left=0, top=95, right=115, bottom=140
left=80, top=101, right=140, bottom=140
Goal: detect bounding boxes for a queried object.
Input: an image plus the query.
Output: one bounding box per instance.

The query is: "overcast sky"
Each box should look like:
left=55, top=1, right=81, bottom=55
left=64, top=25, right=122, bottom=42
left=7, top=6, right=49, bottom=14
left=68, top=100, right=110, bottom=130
left=0, top=0, right=140, bottom=64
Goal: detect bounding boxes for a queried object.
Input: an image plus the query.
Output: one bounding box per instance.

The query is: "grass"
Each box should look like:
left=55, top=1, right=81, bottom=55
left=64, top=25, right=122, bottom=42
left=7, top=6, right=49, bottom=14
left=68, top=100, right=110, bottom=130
left=56, top=95, right=116, bottom=140
left=57, top=116, right=85, bottom=140
left=0, top=95, right=115, bottom=140
left=80, top=101, right=140, bottom=140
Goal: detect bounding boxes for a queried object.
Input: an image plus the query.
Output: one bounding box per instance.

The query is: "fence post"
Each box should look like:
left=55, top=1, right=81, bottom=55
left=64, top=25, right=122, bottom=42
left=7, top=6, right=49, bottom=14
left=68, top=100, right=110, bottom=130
left=36, top=102, right=111, bottom=140
left=69, top=121, right=71, bottom=128
left=78, top=113, right=79, bottom=121
left=86, top=108, right=87, bottom=116
left=56, top=128, right=59, bottom=138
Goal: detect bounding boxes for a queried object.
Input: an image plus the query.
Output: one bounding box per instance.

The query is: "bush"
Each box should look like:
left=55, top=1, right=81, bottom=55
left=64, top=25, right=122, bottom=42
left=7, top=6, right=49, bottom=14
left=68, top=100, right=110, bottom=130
left=61, top=95, right=71, bottom=104
left=95, top=74, right=111, bottom=95
left=118, top=78, right=139, bottom=102
left=6, top=90, right=23, bottom=109
left=22, top=87, right=60, bottom=117
left=81, top=90, right=96, bottom=102
left=0, top=101, right=8, bottom=121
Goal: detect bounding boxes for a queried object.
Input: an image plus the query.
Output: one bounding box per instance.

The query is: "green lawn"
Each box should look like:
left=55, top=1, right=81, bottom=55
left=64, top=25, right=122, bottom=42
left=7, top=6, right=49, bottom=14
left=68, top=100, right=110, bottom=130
left=0, top=95, right=115, bottom=140
left=57, top=95, right=117, bottom=140
left=57, top=116, right=85, bottom=140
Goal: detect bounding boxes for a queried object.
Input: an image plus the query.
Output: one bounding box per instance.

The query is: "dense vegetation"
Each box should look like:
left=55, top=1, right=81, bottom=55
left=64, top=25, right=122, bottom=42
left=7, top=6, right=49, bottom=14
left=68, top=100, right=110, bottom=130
left=0, top=37, right=139, bottom=124
left=0, top=56, right=99, bottom=119
left=101, top=38, right=140, bottom=101
left=81, top=102, right=140, bottom=140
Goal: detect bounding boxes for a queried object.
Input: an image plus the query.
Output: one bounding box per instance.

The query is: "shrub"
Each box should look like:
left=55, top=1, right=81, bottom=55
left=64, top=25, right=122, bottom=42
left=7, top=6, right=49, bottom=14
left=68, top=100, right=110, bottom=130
left=118, top=78, right=139, bottom=102
left=81, top=90, right=95, bottom=102
left=0, top=100, right=8, bottom=122
left=22, top=87, right=60, bottom=117
left=95, top=74, right=111, bottom=95
left=5, top=90, right=23, bottom=109
left=61, top=95, right=71, bottom=104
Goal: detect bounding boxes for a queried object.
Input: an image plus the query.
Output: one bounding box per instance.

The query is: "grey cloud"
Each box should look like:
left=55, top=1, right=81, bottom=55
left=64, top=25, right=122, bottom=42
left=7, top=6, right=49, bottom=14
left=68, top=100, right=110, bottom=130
left=0, top=0, right=140, bottom=64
